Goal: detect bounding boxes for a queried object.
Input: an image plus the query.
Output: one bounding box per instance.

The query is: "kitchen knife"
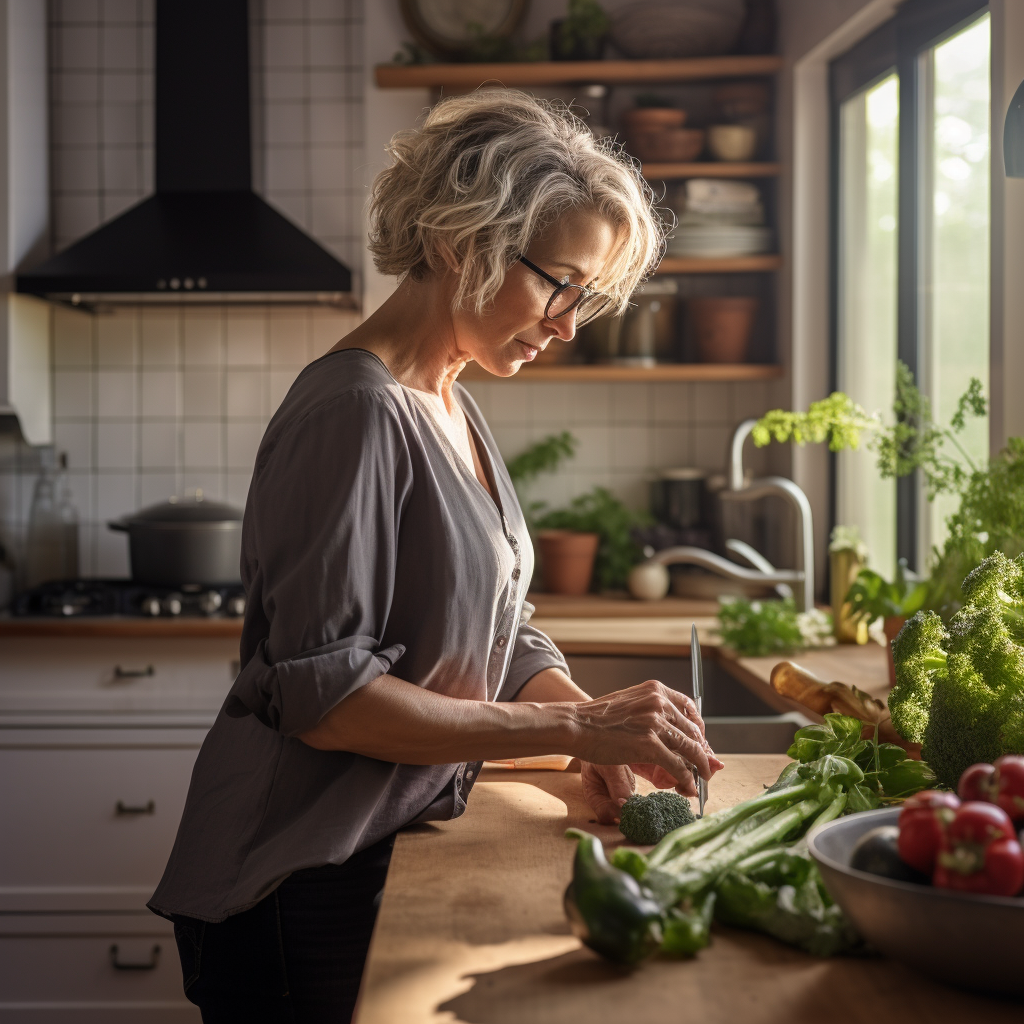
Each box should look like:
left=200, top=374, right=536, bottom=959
left=691, top=622, right=707, bottom=818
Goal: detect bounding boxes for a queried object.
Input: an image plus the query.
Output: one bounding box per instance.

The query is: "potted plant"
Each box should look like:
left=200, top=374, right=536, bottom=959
left=506, top=432, right=648, bottom=595
left=845, top=560, right=929, bottom=688
left=550, top=0, right=610, bottom=61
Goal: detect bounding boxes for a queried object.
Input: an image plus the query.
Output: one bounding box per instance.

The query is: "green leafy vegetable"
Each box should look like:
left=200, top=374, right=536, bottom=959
left=845, top=558, right=928, bottom=624
left=889, top=550, right=1024, bottom=788
left=564, top=716, right=936, bottom=966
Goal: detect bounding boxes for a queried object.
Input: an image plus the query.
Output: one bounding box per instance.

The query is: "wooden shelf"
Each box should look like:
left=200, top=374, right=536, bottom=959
left=642, top=161, right=781, bottom=179
left=375, top=55, right=783, bottom=90
left=459, top=362, right=782, bottom=383
left=655, top=254, right=782, bottom=274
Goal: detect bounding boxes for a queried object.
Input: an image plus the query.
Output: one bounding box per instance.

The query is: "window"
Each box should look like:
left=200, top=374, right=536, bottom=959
left=830, top=0, right=990, bottom=577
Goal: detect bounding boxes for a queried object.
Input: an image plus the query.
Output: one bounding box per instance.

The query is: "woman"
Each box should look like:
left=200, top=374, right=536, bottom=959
left=151, top=90, right=723, bottom=1022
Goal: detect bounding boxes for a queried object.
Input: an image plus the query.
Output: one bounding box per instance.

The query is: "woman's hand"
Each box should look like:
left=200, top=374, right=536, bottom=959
left=570, top=679, right=724, bottom=799
left=580, top=761, right=710, bottom=824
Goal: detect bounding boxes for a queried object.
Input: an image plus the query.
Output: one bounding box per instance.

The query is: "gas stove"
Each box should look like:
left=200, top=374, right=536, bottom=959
left=12, top=579, right=247, bottom=619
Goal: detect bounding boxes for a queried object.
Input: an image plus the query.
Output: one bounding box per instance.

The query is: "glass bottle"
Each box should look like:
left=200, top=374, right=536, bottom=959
left=25, top=450, right=79, bottom=587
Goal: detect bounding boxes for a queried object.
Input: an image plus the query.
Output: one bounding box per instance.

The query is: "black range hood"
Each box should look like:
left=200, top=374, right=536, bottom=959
left=17, top=0, right=352, bottom=307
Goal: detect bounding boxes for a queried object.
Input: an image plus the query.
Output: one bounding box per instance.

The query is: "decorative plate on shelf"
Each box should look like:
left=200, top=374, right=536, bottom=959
left=399, top=0, right=528, bottom=60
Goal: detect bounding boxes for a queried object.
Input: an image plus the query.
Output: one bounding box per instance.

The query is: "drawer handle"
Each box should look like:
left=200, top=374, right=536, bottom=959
left=110, top=944, right=160, bottom=971
left=116, top=800, right=155, bottom=816
left=114, top=664, right=155, bottom=679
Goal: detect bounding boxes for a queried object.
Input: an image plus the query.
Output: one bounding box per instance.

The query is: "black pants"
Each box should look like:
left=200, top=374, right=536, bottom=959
left=172, top=834, right=396, bottom=1024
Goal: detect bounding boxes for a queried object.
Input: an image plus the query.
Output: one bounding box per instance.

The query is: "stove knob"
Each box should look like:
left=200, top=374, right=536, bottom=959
left=162, top=594, right=183, bottom=616
left=226, top=595, right=246, bottom=617
left=198, top=590, right=223, bottom=615
left=141, top=597, right=162, bottom=617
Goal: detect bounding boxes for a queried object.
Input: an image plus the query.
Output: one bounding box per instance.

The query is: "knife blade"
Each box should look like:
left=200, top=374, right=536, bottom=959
left=691, top=622, right=707, bottom=818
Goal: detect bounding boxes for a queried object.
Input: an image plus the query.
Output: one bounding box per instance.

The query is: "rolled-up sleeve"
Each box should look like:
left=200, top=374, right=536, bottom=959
left=226, top=388, right=414, bottom=736
left=499, top=600, right=569, bottom=700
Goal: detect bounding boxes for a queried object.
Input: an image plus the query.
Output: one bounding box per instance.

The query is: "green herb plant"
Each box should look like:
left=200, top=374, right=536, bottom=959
left=716, top=597, right=832, bottom=657
left=926, top=436, right=1024, bottom=617
left=553, top=0, right=610, bottom=58
left=751, top=361, right=987, bottom=500
left=507, top=432, right=648, bottom=591
left=845, top=558, right=928, bottom=626
left=534, top=488, right=649, bottom=591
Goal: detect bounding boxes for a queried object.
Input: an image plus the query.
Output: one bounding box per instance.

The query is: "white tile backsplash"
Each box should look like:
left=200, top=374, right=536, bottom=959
left=96, top=369, right=137, bottom=418
left=96, top=421, right=136, bottom=470
left=139, top=369, right=179, bottom=418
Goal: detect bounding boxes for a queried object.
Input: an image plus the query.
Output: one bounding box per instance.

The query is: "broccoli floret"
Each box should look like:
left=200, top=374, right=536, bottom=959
left=619, top=791, right=695, bottom=845
left=889, top=551, right=1024, bottom=787
left=889, top=610, right=948, bottom=743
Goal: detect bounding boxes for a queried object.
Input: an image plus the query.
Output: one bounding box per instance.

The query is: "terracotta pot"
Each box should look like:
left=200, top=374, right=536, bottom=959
left=688, top=296, right=758, bottom=363
left=622, top=107, right=687, bottom=135
left=883, top=615, right=907, bottom=690
left=537, top=530, right=600, bottom=596
left=635, top=127, right=705, bottom=163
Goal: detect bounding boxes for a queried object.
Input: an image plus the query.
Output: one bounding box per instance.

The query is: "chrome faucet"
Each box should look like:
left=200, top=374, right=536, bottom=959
left=640, top=419, right=816, bottom=611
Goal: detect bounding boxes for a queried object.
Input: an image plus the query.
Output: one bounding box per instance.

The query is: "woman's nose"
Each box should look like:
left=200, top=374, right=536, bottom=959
left=546, top=308, right=578, bottom=342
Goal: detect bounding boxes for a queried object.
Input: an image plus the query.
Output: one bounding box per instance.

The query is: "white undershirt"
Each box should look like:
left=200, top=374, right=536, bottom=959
left=403, top=388, right=476, bottom=476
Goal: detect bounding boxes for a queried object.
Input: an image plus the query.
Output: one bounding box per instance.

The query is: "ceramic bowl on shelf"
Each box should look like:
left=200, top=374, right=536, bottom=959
left=808, top=808, right=1024, bottom=999
left=636, top=128, right=705, bottom=163
left=708, top=124, right=758, bottom=162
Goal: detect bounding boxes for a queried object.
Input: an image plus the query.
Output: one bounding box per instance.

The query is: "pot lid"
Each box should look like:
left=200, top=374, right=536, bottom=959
left=122, top=493, right=244, bottom=524
left=660, top=467, right=707, bottom=481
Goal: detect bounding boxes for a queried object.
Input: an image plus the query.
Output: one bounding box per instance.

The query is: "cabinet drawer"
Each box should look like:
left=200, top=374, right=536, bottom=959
left=0, top=916, right=198, bottom=1022
left=0, top=741, right=202, bottom=912
left=0, top=638, right=238, bottom=715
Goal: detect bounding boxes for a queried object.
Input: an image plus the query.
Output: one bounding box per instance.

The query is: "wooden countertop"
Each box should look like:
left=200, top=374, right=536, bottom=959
left=0, top=616, right=244, bottom=638
left=355, top=758, right=1019, bottom=1024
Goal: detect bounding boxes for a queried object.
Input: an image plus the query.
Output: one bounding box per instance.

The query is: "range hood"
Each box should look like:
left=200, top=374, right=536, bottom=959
left=16, top=0, right=353, bottom=308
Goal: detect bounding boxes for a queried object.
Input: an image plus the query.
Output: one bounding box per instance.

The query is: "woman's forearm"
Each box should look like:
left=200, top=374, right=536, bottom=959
left=514, top=666, right=591, bottom=704
left=297, top=673, right=579, bottom=763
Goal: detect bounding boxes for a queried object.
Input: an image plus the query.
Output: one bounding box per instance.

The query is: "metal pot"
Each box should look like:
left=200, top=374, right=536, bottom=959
left=109, top=495, right=243, bottom=585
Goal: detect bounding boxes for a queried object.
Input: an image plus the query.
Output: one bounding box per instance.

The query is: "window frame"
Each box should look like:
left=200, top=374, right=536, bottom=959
left=829, top=0, right=989, bottom=571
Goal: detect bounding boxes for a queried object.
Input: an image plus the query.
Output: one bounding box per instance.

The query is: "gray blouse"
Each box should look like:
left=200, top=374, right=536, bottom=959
left=149, top=349, right=568, bottom=923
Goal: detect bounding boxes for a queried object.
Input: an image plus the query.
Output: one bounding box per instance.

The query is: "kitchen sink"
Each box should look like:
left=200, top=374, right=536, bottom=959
left=564, top=655, right=811, bottom=755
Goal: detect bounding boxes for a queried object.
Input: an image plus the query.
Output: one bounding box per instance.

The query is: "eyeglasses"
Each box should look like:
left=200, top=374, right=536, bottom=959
left=517, top=255, right=612, bottom=327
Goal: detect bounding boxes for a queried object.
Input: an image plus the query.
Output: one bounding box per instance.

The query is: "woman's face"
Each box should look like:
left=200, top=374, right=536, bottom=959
left=452, top=208, right=620, bottom=377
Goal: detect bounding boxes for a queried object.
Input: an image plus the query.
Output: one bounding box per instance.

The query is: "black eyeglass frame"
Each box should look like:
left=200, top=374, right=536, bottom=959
left=517, top=255, right=612, bottom=326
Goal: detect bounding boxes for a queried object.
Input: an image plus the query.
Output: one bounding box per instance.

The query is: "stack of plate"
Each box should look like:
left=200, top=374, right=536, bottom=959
left=667, top=224, right=772, bottom=258
left=668, top=178, right=772, bottom=258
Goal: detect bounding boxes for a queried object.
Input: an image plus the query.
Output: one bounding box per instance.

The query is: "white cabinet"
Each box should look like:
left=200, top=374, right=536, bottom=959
left=0, top=915, right=195, bottom=1023
left=0, top=730, right=208, bottom=912
left=0, top=634, right=230, bottom=1021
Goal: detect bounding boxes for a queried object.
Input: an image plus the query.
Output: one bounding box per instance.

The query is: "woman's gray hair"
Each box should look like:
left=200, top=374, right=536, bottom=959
left=367, top=89, right=667, bottom=315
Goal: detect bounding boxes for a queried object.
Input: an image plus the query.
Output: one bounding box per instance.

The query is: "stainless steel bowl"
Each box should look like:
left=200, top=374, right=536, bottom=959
left=808, top=808, right=1024, bottom=999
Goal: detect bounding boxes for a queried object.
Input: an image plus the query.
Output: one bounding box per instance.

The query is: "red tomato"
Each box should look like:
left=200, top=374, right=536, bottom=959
left=958, top=762, right=996, bottom=803
left=992, top=755, right=1024, bottom=824
left=897, top=790, right=960, bottom=874
left=933, top=802, right=1024, bottom=897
